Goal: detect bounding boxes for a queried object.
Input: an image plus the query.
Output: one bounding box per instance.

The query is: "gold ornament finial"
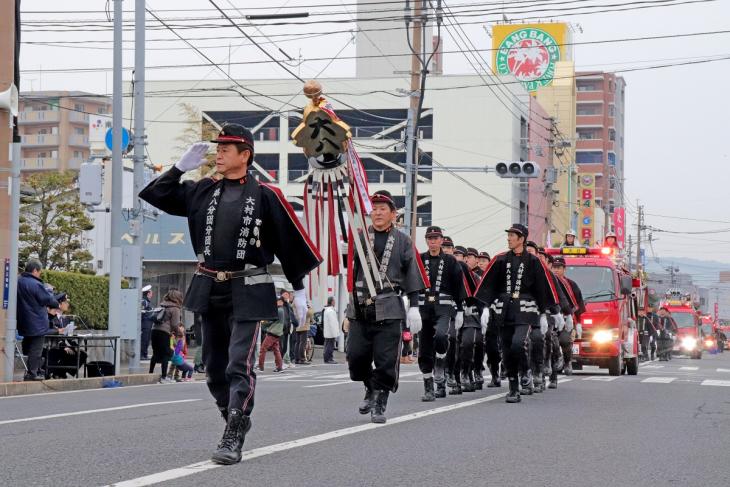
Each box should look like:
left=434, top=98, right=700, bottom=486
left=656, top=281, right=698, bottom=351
left=303, top=80, right=323, bottom=105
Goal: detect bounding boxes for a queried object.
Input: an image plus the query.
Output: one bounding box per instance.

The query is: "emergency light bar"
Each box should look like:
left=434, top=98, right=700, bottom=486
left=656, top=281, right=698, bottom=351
left=545, top=247, right=615, bottom=256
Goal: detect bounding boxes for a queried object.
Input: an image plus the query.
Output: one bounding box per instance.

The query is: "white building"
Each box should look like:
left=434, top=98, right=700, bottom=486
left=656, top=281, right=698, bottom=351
left=137, top=74, right=535, bottom=256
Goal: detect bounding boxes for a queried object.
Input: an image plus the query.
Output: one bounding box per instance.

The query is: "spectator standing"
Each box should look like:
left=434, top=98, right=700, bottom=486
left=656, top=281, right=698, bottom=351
left=258, top=298, right=285, bottom=372
left=17, top=259, right=59, bottom=381
left=150, top=289, right=183, bottom=383
left=280, top=290, right=299, bottom=368
left=323, top=297, right=339, bottom=364
left=140, top=285, right=154, bottom=360
left=295, top=304, right=313, bottom=365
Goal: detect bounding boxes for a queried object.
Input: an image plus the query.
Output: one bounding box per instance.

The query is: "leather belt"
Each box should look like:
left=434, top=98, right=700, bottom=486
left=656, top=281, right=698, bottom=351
left=196, top=264, right=268, bottom=283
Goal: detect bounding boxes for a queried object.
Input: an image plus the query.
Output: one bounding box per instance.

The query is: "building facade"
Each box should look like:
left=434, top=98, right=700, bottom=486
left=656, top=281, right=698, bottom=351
left=575, top=73, right=626, bottom=234
left=18, top=91, right=111, bottom=172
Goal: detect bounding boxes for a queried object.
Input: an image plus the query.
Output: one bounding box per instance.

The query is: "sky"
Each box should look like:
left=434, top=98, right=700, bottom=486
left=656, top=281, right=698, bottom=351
left=17, top=0, right=730, bottom=271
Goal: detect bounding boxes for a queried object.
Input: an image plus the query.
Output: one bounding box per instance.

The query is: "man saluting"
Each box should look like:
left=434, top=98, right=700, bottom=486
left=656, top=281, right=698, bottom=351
left=139, top=124, right=321, bottom=465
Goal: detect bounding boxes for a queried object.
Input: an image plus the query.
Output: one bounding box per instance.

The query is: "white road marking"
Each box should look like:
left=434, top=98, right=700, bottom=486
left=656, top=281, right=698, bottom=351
left=701, top=380, right=730, bottom=387
left=107, top=381, right=584, bottom=487
left=679, top=366, right=699, bottom=371
left=582, top=376, right=618, bottom=381
left=642, top=365, right=664, bottom=369
left=304, top=381, right=354, bottom=388
left=716, top=368, right=730, bottom=373
left=0, top=380, right=203, bottom=400
left=0, top=399, right=200, bottom=426
left=641, top=377, right=676, bottom=384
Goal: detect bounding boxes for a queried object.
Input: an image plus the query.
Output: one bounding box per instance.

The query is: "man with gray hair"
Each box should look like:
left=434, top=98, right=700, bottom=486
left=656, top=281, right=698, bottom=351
left=322, top=296, right=339, bottom=364
left=17, top=259, right=60, bottom=381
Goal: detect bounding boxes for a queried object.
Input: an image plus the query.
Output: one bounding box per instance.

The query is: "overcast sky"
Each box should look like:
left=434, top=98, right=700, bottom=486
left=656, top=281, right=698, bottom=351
left=18, top=0, right=730, bottom=271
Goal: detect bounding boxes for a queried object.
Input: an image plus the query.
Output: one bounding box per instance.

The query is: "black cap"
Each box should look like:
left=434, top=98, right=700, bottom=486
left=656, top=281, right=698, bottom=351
left=525, top=241, right=539, bottom=251
left=505, top=223, right=528, bottom=238
left=442, top=236, right=454, bottom=247
left=425, top=226, right=443, bottom=238
left=552, top=256, right=566, bottom=267
left=478, top=251, right=491, bottom=260
left=211, top=123, right=255, bottom=150
left=371, top=190, right=396, bottom=209
left=466, top=247, right=479, bottom=258
left=454, top=245, right=467, bottom=255
left=54, top=292, right=67, bottom=303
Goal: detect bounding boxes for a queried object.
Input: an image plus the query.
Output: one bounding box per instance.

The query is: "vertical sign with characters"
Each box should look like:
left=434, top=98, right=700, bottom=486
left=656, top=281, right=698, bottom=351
left=578, top=174, right=596, bottom=246
left=613, top=207, right=626, bottom=249
left=3, top=258, right=10, bottom=309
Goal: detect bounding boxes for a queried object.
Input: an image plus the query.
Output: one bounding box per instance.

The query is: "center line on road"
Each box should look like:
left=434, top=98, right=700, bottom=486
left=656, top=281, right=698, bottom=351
left=641, top=377, right=676, bottom=384
left=105, top=382, right=577, bottom=487
left=0, top=399, right=201, bottom=426
left=304, top=381, right=354, bottom=388
left=679, top=366, right=699, bottom=371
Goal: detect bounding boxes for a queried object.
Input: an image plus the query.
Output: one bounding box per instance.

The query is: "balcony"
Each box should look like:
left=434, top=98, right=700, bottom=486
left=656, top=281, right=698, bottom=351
left=19, top=110, right=60, bottom=124
left=21, top=157, right=59, bottom=170
left=69, top=111, right=90, bottom=124
left=576, top=115, right=605, bottom=127
left=68, top=134, right=89, bottom=147
left=21, top=134, right=59, bottom=147
left=576, top=91, right=605, bottom=102
left=575, top=139, right=604, bottom=151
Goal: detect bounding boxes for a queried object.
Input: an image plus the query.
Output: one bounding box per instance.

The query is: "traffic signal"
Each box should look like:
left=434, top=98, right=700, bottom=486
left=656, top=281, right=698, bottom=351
left=495, top=161, right=541, bottom=178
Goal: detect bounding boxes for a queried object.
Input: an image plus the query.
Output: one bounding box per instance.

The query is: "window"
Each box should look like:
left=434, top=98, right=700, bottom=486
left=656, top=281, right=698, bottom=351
left=577, top=128, right=600, bottom=140
left=73, top=151, right=82, bottom=158
left=577, top=104, right=602, bottom=116
left=608, top=152, right=616, bottom=166
left=75, top=127, right=85, bottom=135
left=608, top=105, right=615, bottom=117
left=97, top=106, right=108, bottom=114
left=74, top=103, right=85, bottom=112
left=205, top=110, right=281, bottom=141
left=39, top=128, right=48, bottom=134
left=287, top=154, right=309, bottom=182
left=608, top=129, right=616, bottom=141
left=609, top=200, right=615, bottom=213
left=576, top=81, right=600, bottom=91
left=39, top=152, right=47, bottom=158
left=609, top=177, right=616, bottom=190
left=575, top=151, right=603, bottom=164
left=250, top=153, right=279, bottom=182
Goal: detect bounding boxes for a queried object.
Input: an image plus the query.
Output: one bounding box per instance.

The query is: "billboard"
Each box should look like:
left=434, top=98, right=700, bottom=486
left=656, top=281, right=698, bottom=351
left=492, top=23, right=571, bottom=92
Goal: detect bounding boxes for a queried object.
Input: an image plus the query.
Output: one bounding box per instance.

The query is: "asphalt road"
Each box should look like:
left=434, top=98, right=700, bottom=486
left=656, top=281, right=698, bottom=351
left=2, top=351, right=730, bottom=487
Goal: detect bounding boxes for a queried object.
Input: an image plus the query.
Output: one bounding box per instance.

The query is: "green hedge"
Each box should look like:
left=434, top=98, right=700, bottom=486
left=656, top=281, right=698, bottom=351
left=42, top=270, right=127, bottom=330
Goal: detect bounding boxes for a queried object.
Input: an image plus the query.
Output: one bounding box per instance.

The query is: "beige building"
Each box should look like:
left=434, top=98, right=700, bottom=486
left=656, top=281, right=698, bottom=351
left=18, top=91, right=111, bottom=172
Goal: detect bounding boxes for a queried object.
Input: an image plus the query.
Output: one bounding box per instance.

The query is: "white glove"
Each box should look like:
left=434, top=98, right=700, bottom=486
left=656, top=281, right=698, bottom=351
left=174, top=142, right=210, bottom=172
left=565, top=315, right=574, bottom=333
left=553, top=313, right=566, bottom=332
left=407, top=307, right=422, bottom=335
left=576, top=324, right=583, bottom=339
left=480, top=309, right=490, bottom=330
left=293, top=289, right=308, bottom=327
left=539, top=314, right=548, bottom=335
left=454, top=311, right=464, bottom=331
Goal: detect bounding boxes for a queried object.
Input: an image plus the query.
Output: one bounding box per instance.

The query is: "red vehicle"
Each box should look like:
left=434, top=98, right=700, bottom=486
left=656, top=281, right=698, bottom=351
left=661, top=299, right=703, bottom=359
left=700, top=315, right=719, bottom=352
left=546, top=247, right=641, bottom=376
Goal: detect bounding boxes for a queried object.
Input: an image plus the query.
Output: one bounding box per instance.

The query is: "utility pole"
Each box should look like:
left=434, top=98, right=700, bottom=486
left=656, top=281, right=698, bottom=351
left=108, top=0, right=123, bottom=374
left=404, top=0, right=423, bottom=240
left=636, top=201, right=643, bottom=274
left=128, top=0, right=146, bottom=373
left=1, top=0, right=19, bottom=382
left=627, top=234, right=633, bottom=272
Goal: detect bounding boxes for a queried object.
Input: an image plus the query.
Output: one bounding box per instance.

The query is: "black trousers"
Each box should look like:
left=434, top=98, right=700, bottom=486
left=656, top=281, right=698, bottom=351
left=347, top=317, right=402, bottom=392
left=140, top=321, right=152, bottom=359
left=21, top=335, right=45, bottom=377
left=323, top=338, right=336, bottom=362
left=459, top=327, right=483, bottom=373
left=280, top=329, right=290, bottom=358
left=500, top=324, right=531, bottom=380
left=295, top=330, right=308, bottom=362
left=446, top=319, right=459, bottom=376
left=558, top=330, right=573, bottom=365
left=639, top=332, right=650, bottom=358
left=544, top=328, right=562, bottom=380
left=201, top=310, right=260, bottom=415
left=149, top=330, right=171, bottom=378
left=529, top=328, right=545, bottom=376
left=418, top=304, right=451, bottom=374
left=484, top=324, right=501, bottom=375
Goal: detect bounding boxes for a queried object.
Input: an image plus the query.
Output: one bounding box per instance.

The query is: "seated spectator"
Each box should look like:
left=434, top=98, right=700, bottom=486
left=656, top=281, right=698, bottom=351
left=171, top=324, right=194, bottom=382
left=46, top=293, right=87, bottom=379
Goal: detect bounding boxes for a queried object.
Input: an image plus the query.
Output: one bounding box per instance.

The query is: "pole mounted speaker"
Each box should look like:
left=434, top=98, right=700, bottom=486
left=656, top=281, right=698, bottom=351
left=0, top=84, right=19, bottom=117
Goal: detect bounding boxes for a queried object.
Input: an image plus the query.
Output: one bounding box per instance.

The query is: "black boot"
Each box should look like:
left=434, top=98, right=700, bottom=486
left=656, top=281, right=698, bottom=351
left=449, top=381, right=462, bottom=395
left=474, top=369, right=484, bottom=390
left=533, top=373, right=544, bottom=393
left=434, top=358, right=447, bottom=398
left=460, top=370, right=474, bottom=392
left=421, top=377, right=435, bottom=402
left=563, top=362, right=573, bottom=376
left=506, top=378, right=521, bottom=403
left=548, top=374, right=558, bottom=389
left=446, top=372, right=457, bottom=388
left=211, top=409, right=251, bottom=465
left=359, top=383, right=374, bottom=415
left=435, top=380, right=447, bottom=398
left=487, top=364, right=501, bottom=388
left=520, top=372, right=533, bottom=395
left=218, top=406, right=228, bottom=423
left=371, top=390, right=389, bottom=424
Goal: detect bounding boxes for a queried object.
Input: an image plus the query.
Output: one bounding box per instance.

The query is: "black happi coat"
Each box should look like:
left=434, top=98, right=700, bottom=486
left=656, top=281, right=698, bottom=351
left=475, top=250, right=559, bottom=327
left=139, top=167, right=322, bottom=322
left=419, top=251, right=465, bottom=306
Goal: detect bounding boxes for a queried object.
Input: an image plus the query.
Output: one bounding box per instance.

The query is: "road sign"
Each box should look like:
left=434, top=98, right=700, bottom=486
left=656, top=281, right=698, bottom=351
left=105, top=127, right=130, bottom=152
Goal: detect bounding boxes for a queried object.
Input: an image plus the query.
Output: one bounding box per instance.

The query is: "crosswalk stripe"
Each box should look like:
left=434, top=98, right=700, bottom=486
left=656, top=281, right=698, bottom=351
left=641, top=377, right=676, bottom=384
left=582, top=376, right=618, bottom=381
left=701, top=380, right=730, bottom=387
left=642, top=365, right=664, bottom=369
left=679, top=366, right=699, bottom=371
left=716, top=368, right=730, bottom=373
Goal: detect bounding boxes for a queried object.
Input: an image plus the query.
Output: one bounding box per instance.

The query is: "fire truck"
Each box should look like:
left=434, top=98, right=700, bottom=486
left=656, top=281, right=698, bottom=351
left=546, top=247, right=641, bottom=376
left=660, top=292, right=703, bottom=359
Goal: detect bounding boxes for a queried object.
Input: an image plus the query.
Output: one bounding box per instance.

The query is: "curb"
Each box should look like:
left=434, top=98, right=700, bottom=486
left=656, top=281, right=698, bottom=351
left=0, top=373, right=163, bottom=398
